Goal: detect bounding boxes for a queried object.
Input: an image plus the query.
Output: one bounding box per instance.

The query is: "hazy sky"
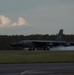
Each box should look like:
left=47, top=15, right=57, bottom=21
left=0, top=0, right=74, bottom=35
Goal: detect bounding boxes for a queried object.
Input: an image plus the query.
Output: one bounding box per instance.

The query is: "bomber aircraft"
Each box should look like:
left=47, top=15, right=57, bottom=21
left=10, top=29, right=74, bottom=50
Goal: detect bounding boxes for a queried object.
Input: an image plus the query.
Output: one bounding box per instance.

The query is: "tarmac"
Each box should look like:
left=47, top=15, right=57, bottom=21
left=0, top=63, right=74, bottom=75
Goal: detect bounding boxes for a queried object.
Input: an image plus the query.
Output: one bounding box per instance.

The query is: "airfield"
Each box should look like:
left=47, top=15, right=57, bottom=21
left=0, top=46, right=74, bottom=63
left=0, top=46, right=74, bottom=75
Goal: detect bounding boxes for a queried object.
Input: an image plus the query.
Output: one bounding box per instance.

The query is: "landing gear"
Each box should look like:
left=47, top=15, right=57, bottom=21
left=43, top=46, right=50, bottom=50
left=24, top=46, right=50, bottom=51
left=46, top=46, right=50, bottom=50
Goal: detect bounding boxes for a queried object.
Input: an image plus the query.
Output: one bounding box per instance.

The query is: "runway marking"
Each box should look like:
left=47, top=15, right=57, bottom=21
left=21, top=70, right=33, bottom=75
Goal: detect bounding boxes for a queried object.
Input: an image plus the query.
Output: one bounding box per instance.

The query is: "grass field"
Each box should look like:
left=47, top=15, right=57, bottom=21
left=0, top=50, right=74, bottom=63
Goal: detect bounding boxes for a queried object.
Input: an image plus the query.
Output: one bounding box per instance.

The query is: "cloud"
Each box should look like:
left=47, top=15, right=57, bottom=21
left=0, top=15, right=28, bottom=28
left=0, top=15, right=11, bottom=27
left=12, top=17, right=28, bottom=26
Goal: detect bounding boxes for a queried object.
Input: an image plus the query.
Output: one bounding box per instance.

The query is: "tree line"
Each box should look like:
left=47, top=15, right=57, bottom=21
left=0, top=34, right=74, bottom=50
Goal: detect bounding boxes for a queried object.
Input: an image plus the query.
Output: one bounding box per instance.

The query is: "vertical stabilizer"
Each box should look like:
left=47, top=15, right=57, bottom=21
left=55, top=29, right=63, bottom=41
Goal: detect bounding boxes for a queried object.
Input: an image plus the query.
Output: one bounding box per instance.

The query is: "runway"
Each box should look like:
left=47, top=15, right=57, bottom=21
left=0, top=63, right=74, bottom=75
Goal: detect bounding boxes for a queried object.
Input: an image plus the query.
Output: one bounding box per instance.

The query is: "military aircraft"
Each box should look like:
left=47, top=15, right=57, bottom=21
left=10, top=29, right=74, bottom=50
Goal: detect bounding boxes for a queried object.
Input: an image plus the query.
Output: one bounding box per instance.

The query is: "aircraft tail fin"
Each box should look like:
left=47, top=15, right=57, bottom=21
left=55, top=29, right=63, bottom=41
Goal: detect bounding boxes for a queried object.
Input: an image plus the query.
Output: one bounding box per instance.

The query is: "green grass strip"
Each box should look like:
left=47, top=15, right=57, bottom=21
left=0, top=50, right=74, bottom=63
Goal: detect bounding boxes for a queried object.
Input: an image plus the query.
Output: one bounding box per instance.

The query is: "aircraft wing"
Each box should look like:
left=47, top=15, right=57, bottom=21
left=32, top=40, right=74, bottom=47
left=31, top=40, right=66, bottom=48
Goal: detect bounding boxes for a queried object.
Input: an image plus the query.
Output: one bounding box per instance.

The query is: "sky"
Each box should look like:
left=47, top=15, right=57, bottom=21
left=0, top=0, right=74, bottom=35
